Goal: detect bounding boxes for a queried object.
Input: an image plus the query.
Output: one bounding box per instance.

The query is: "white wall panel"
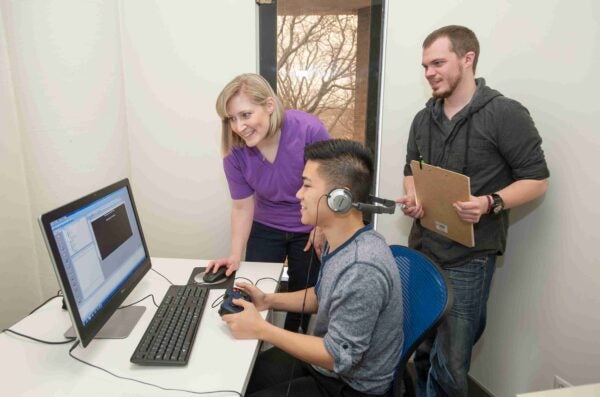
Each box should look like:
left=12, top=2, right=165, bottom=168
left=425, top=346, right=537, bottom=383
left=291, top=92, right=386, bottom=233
left=0, top=2, right=41, bottom=329
left=1, top=0, right=129, bottom=304
left=378, top=0, right=600, bottom=395
left=119, top=0, right=257, bottom=259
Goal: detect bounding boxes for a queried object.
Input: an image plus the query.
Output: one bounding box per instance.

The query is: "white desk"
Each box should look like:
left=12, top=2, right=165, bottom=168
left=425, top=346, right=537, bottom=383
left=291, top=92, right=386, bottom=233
left=1, top=258, right=283, bottom=396
left=517, top=383, right=600, bottom=397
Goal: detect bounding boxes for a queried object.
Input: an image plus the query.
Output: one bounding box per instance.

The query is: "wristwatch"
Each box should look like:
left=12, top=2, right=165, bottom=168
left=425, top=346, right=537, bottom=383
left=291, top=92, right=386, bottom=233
left=490, top=193, right=505, bottom=214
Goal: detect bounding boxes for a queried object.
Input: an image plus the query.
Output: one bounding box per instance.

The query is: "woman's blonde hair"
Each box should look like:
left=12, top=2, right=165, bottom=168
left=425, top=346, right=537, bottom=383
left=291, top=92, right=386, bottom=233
left=215, top=73, right=285, bottom=156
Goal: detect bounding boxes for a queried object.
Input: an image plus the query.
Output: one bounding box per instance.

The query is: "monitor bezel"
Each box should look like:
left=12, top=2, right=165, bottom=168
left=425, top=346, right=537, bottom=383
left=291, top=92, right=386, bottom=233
left=38, top=178, right=151, bottom=347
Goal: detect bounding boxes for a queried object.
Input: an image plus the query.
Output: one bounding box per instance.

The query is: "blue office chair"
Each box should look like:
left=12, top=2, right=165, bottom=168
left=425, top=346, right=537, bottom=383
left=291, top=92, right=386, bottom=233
left=389, top=245, right=453, bottom=397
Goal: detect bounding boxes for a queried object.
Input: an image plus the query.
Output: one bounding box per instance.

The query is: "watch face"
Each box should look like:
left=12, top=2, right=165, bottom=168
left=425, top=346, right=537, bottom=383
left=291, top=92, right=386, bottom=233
left=491, top=194, right=504, bottom=214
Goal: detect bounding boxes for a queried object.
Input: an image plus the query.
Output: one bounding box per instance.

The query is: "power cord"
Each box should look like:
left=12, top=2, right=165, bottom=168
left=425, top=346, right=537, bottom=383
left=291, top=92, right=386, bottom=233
left=1, top=290, right=76, bottom=344
left=6, top=268, right=263, bottom=395
left=209, top=276, right=257, bottom=308
left=234, top=276, right=254, bottom=285
left=151, top=268, right=173, bottom=285
left=5, top=302, right=242, bottom=395
left=255, top=277, right=279, bottom=286
left=3, top=331, right=242, bottom=395
left=63, top=340, right=242, bottom=396
left=29, top=290, right=62, bottom=315
left=1, top=328, right=75, bottom=344
left=118, top=294, right=159, bottom=309
left=209, top=276, right=280, bottom=310
left=3, top=292, right=159, bottom=345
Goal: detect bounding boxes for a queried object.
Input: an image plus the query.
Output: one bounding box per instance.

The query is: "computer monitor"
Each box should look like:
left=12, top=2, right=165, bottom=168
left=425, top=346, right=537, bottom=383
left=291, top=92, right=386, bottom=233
left=39, top=178, right=151, bottom=347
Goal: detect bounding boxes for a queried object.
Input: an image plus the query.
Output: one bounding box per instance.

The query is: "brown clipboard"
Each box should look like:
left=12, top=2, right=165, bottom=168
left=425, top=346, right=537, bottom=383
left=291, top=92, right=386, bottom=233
left=410, top=160, right=474, bottom=247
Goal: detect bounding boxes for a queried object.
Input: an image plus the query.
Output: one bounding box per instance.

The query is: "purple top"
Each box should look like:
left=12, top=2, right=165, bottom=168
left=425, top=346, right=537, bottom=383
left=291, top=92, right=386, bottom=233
left=223, top=110, right=330, bottom=233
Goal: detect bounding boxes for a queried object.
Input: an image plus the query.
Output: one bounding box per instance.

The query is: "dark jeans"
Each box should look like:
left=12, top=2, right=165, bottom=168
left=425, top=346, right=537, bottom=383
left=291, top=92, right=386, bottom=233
left=246, top=347, right=391, bottom=397
left=414, top=255, right=497, bottom=397
left=245, top=221, right=320, bottom=333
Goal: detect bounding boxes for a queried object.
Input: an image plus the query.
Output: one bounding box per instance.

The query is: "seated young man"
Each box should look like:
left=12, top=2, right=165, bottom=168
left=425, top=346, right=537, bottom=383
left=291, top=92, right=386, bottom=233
left=221, top=139, right=403, bottom=397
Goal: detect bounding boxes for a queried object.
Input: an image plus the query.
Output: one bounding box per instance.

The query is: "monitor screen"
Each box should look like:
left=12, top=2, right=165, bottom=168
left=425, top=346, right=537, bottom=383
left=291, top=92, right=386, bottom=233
left=39, top=178, right=151, bottom=347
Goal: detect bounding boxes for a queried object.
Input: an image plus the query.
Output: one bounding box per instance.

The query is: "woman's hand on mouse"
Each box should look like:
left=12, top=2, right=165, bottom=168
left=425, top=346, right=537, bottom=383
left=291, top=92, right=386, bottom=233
left=234, top=282, right=269, bottom=311
left=206, top=255, right=240, bottom=277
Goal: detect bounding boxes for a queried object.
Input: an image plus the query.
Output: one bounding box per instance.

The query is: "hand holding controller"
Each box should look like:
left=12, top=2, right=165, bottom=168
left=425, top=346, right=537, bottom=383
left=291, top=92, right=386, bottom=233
left=219, top=287, right=252, bottom=316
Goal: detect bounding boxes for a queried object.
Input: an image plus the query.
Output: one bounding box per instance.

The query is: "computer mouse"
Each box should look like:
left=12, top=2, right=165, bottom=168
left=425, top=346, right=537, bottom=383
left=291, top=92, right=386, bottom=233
left=198, top=266, right=229, bottom=284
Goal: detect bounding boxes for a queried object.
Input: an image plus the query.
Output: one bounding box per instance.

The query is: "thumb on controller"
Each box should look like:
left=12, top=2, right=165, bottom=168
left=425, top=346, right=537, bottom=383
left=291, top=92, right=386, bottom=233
left=232, top=298, right=252, bottom=309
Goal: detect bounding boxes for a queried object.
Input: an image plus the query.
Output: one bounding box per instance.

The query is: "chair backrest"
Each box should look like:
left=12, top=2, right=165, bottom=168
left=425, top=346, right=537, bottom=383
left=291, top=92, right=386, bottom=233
left=389, top=244, right=452, bottom=396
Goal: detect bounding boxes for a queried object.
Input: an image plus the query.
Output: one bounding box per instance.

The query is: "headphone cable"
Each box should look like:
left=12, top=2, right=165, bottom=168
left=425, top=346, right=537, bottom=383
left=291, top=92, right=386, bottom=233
left=285, top=194, right=324, bottom=397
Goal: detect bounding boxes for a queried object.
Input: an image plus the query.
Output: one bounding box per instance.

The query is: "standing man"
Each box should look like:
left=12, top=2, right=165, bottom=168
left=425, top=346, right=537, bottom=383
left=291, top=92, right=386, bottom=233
left=397, top=25, right=549, bottom=397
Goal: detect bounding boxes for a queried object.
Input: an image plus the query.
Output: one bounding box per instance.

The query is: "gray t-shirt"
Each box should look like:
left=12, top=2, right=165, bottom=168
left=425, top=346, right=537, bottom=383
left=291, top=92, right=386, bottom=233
left=311, top=225, right=403, bottom=394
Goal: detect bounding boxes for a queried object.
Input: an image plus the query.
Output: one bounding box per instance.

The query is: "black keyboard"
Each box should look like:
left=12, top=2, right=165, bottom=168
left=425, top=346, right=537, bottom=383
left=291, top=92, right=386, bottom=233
left=130, top=284, right=208, bottom=365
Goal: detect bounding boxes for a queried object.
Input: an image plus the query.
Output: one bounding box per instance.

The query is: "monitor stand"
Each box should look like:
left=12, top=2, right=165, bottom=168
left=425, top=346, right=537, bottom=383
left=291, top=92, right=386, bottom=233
left=64, top=306, right=146, bottom=339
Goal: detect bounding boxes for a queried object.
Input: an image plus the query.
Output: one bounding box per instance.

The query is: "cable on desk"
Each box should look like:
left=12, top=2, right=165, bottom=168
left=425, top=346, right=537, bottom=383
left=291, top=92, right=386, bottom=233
left=210, top=293, right=226, bottom=309
left=3, top=294, right=157, bottom=344
left=209, top=277, right=279, bottom=310
left=29, top=290, right=62, bottom=315
left=255, top=277, right=279, bottom=287
left=234, top=276, right=254, bottom=285
left=1, top=328, right=75, bottom=345
left=118, top=294, right=159, bottom=309
left=151, top=268, right=173, bottom=285
left=68, top=340, right=242, bottom=396
left=2, top=290, right=75, bottom=344
left=209, top=276, right=253, bottom=309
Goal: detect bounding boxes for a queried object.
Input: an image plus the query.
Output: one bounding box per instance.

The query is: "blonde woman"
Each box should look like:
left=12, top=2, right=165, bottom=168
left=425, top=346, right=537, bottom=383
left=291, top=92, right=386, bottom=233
left=208, top=73, right=330, bottom=332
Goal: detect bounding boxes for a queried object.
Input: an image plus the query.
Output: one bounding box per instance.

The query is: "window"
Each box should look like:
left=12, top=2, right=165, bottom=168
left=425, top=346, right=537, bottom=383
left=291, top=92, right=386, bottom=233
left=259, top=0, right=385, bottom=154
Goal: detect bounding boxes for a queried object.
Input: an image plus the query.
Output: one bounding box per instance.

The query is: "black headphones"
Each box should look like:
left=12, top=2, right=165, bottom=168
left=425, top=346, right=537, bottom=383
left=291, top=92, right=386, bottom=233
left=326, top=188, right=396, bottom=214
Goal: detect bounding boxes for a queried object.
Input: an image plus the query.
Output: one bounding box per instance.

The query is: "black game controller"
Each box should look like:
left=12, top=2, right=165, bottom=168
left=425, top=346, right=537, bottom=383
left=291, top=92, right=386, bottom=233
left=219, top=287, right=252, bottom=315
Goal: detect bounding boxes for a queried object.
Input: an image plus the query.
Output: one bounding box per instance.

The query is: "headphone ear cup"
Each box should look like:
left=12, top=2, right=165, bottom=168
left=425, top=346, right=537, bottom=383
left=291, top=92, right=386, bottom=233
left=327, top=188, right=353, bottom=213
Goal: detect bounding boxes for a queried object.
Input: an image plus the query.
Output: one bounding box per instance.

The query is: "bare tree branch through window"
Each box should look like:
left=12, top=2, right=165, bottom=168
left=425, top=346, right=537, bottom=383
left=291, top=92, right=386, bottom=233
left=277, top=14, right=358, bottom=139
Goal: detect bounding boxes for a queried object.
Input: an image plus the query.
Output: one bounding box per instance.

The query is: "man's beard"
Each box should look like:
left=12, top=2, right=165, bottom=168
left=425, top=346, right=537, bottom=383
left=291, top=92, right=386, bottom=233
left=432, top=66, right=463, bottom=99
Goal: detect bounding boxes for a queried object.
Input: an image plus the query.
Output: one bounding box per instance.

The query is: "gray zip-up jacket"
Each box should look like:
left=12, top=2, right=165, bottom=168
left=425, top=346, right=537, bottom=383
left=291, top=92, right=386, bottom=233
left=404, top=78, right=549, bottom=267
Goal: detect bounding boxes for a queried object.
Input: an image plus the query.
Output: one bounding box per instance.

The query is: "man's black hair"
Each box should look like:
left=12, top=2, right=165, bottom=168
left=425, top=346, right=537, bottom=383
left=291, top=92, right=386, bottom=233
left=304, top=139, right=374, bottom=203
